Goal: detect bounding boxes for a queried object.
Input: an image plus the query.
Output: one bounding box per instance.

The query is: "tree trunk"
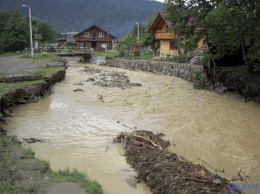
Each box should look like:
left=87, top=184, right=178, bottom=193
left=241, top=40, right=253, bottom=73
left=208, top=49, right=217, bottom=68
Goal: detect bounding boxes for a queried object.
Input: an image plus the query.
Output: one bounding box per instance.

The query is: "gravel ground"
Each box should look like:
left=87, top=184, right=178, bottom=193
left=0, top=56, right=63, bottom=76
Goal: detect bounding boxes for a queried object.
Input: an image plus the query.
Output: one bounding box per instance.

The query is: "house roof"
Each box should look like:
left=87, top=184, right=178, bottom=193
left=148, top=12, right=171, bottom=34
left=57, top=34, right=67, bottom=41
left=74, top=25, right=116, bottom=38
left=57, top=32, right=78, bottom=42
left=34, top=34, right=42, bottom=40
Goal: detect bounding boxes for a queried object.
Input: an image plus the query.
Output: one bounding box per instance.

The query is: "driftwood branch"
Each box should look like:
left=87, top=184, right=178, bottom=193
left=133, top=133, right=163, bottom=149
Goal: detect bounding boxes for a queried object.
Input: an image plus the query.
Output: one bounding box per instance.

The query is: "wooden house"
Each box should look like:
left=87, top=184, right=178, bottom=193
left=148, top=13, right=208, bottom=57
left=74, top=25, right=116, bottom=51
left=148, top=13, right=177, bottom=56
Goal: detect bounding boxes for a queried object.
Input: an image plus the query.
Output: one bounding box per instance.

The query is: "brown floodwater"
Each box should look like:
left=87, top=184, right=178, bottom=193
left=5, top=61, right=260, bottom=194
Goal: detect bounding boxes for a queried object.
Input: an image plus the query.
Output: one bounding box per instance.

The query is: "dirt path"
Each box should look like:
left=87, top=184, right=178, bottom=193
left=46, top=182, right=89, bottom=194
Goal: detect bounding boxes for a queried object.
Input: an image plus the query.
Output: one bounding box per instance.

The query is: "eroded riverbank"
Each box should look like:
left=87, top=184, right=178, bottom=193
left=4, top=61, right=260, bottom=194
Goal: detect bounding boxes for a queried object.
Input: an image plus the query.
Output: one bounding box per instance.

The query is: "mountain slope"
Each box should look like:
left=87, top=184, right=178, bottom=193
left=0, top=0, right=162, bottom=36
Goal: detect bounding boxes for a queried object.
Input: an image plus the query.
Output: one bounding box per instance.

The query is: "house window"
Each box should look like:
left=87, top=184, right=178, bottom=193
left=80, top=43, right=86, bottom=48
left=170, top=40, right=178, bottom=50
left=101, top=44, right=107, bottom=48
left=84, top=32, right=89, bottom=37
left=99, top=32, right=104, bottom=37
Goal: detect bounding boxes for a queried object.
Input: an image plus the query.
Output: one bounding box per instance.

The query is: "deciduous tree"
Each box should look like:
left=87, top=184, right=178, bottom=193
left=163, top=0, right=260, bottom=73
left=38, top=21, right=57, bottom=43
left=0, top=11, right=30, bottom=52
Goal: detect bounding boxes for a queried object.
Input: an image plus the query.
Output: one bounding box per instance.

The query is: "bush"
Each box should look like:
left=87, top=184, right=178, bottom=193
left=193, top=69, right=207, bottom=89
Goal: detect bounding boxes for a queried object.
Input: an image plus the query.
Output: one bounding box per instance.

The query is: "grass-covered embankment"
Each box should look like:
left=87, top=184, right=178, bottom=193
left=0, top=135, right=103, bottom=194
left=0, top=80, right=45, bottom=96
left=0, top=66, right=64, bottom=100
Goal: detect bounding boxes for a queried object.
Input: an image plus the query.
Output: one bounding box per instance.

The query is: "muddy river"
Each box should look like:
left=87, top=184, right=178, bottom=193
left=5, top=61, right=260, bottom=194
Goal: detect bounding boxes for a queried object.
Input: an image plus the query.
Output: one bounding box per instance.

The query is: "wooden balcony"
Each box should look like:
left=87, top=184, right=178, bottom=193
left=155, top=32, right=175, bottom=40
left=75, top=36, right=103, bottom=41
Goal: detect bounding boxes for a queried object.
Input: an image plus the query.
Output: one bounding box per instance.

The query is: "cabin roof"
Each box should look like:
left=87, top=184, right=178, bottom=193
left=148, top=12, right=171, bottom=34
left=34, top=34, right=42, bottom=40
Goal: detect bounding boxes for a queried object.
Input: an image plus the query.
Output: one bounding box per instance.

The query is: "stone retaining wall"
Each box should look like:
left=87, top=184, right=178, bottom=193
left=103, top=58, right=203, bottom=82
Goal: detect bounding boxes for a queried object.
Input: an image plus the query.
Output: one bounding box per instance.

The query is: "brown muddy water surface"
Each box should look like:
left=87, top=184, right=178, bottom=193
left=5, top=61, right=260, bottom=194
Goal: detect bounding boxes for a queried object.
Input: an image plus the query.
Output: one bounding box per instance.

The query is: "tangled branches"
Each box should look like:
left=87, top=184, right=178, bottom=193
left=114, top=130, right=242, bottom=194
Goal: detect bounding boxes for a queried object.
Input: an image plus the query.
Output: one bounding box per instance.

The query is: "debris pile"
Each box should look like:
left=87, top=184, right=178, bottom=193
left=113, top=130, right=242, bottom=194
left=93, top=72, right=132, bottom=89
left=84, top=66, right=102, bottom=74
left=83, top=66, right=142, bottom=89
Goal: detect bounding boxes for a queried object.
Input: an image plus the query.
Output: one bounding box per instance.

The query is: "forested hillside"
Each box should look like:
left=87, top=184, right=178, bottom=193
left=0, top=0, right=162, bottom=36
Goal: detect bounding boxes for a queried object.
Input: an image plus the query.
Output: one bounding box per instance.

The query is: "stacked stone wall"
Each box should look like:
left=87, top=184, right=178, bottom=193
left=103, top=58, right=203, bottom=82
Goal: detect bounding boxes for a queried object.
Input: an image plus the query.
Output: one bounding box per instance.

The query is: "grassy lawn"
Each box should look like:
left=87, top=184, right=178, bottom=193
left=0, top=135, right=103, bottom=194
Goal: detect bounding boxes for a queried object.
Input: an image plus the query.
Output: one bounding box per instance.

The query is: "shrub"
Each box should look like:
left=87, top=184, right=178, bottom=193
left=193, top=69, right=207, bottom=89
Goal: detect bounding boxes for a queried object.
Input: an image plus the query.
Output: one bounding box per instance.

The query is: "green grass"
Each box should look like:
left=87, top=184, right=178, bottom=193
left=11, top=80, right=45, bottom=89
left=0, top=83, right=8, bottom=97
left=30, top=66, right=64, bottom=76
left=0, top=135, right=50, bottom=194
left=0, top=135, right=103, bottom=194
left=0, top=52, right=21, bottom=57
left=50, top=169, right=103, bottom=194
left=94, top=50, right=119, bottom=58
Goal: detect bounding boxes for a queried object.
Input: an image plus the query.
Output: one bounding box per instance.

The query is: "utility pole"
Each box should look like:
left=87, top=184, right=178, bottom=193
left=23, top=5, right=33, bottom=57
left=136, top=22, right=139, bottom=43
left=107, top=18, right=109, bottom=50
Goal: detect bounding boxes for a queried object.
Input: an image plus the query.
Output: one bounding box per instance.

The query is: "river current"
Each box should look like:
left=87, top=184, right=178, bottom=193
left=5, top=61, right=260, bottom=194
